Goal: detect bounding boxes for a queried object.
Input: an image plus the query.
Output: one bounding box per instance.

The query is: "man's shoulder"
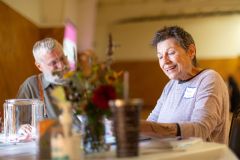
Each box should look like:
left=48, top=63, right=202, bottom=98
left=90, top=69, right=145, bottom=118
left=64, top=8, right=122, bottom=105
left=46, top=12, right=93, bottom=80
left=25, top=74, right=39, bottom=82
left=17, top=74, right=41, bottom=98
left=21, top=74, right=40, bottom=86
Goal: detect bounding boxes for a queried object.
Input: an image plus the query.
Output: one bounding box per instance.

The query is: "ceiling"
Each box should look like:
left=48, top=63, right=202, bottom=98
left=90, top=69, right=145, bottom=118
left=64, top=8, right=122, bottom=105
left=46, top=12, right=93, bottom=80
left=98, top=0, right=240, bottom=23
left=2, top=0, right=240, bottom=27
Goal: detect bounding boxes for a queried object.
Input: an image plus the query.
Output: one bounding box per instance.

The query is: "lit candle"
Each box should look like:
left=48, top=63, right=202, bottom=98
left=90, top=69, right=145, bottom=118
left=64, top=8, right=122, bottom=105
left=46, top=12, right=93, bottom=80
left=123, top=71, right=129, bottom=100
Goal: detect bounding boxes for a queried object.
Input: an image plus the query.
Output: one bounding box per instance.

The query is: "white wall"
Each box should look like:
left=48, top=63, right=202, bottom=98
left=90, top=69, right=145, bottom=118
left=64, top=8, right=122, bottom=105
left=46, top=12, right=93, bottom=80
left=95, top=15, right=240, bottom=61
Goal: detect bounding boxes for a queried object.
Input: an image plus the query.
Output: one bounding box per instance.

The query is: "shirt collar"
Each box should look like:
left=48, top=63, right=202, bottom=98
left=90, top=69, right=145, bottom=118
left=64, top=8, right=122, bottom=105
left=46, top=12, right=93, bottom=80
left=178, top=69, right=206, bottom=84
left=41, top=74, right=53, bottom=89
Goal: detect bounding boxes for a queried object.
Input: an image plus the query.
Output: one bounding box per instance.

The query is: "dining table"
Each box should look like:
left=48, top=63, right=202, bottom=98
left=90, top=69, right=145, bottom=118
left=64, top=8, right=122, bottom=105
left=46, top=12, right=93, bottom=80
left=0, top=135, right=237, bottom=160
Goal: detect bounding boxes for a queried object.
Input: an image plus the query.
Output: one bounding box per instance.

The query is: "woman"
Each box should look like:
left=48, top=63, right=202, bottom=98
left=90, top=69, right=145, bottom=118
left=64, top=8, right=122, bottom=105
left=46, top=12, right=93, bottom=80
left=141, top=26, right=229, bottom=144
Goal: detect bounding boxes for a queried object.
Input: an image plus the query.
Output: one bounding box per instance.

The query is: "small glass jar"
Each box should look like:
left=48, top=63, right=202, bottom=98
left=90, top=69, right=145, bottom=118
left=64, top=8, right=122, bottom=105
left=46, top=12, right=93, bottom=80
left=3, top=99, right=44, bottom=143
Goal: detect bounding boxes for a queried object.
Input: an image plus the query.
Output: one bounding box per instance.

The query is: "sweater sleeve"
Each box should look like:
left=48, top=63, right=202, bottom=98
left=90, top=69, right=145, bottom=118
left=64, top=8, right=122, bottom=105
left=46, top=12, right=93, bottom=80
left=147, top=81, right=171, bottom=122
left=179, top=71, right=229, bottom=142
left=147, top=97, right=163, bottom=121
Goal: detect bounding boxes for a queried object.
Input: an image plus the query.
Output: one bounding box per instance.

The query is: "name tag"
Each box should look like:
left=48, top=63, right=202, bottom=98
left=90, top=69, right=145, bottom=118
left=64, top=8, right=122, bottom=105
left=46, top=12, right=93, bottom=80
left=184, top=87, right=196, bottom=98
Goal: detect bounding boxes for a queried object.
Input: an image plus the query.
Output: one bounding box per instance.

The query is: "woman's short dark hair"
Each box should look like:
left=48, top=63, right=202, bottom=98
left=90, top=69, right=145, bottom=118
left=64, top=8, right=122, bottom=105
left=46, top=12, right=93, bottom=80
left=152, top=26, right=197, bottom=66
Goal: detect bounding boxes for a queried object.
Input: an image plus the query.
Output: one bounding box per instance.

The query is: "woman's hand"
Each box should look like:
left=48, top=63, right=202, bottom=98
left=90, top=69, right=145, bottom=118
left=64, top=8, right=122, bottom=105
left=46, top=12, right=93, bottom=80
left=140, top=120, right=177, bottom=138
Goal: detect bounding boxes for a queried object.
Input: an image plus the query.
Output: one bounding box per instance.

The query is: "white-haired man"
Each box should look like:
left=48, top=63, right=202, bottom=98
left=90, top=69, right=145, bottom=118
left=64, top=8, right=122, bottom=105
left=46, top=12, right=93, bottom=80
left=17, top=38, right=69, bottom=118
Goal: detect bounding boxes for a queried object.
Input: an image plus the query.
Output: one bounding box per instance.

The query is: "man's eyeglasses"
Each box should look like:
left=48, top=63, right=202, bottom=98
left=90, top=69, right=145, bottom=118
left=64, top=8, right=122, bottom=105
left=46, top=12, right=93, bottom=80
left=45, top=55, right=68, bottom=68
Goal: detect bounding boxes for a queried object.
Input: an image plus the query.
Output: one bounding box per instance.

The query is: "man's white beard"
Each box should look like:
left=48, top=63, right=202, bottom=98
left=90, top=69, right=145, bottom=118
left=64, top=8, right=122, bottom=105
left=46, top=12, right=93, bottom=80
left=44, top=72, right=66, bottom=85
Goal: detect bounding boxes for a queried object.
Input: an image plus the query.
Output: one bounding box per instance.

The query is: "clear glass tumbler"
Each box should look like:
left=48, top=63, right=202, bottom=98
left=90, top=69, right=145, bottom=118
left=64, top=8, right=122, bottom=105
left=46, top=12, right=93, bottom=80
left=3, top=99, right=44, bottom=143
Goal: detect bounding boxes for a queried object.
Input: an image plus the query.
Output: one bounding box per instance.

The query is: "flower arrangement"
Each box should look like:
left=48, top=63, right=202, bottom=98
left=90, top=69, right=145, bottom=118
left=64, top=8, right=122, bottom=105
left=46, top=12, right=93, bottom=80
left=64, top=49, right=123, bottom=117
left=51, top=35, right=123, bottom=153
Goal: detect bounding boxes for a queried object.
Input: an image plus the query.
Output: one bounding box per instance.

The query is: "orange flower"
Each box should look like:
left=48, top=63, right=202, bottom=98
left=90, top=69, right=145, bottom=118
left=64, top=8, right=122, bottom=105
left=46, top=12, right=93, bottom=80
left=105, top=71, right=123, bottom=85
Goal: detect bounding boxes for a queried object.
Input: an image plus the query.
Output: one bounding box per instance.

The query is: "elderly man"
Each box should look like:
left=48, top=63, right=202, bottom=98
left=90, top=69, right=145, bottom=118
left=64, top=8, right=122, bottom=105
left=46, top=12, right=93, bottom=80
left=17, top=38, right=69, bottom=118
left=141, top=26, right=229, bottom=144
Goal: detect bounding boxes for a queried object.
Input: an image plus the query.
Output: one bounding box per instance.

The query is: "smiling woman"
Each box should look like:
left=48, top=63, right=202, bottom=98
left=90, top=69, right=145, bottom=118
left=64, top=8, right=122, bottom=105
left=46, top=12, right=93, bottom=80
left=141, top=26, right=230, bottom=144
left=156, top=38, right=200, bottom=81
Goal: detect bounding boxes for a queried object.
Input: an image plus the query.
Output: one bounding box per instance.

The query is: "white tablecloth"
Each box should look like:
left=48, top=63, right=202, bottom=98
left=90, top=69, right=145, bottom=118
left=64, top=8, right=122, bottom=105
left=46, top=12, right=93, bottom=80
left=86, top=138, right=238, bottom=160
left=0, top=137, right=237, bottom=160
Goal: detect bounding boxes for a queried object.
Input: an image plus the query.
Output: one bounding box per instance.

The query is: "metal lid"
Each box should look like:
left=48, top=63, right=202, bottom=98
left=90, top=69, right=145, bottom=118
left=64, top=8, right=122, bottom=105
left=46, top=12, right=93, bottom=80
left=109, top=98, right=143, bottom=107
left=5, top=99, right=43, bottom=106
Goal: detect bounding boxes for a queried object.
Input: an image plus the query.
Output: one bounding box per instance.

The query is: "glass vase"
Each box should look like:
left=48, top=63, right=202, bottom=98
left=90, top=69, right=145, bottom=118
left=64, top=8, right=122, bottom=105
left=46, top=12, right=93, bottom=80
left=81, top=114, right=109, bottom=154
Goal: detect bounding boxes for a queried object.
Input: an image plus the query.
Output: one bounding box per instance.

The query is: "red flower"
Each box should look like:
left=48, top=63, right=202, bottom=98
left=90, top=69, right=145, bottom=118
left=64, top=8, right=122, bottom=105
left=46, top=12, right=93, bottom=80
left=92, top=85, right=117, bottom=109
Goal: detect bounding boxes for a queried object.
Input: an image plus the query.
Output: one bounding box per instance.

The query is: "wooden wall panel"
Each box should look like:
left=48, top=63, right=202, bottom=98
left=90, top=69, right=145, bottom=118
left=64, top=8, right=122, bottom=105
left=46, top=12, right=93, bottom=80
left=39, top=28, right=64, bottom=44
left=113, top=61, right=168, bottom=105
left=198, top=58, right=239, bottom=82
left=113, top=61, right=169, bottom=118
left=0, top=2, right=39, bottom=115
